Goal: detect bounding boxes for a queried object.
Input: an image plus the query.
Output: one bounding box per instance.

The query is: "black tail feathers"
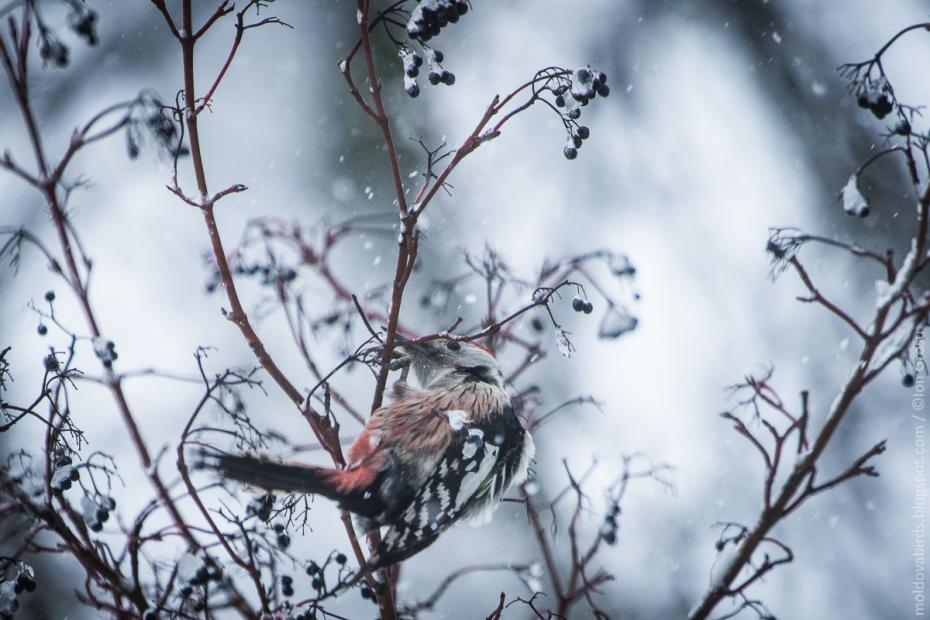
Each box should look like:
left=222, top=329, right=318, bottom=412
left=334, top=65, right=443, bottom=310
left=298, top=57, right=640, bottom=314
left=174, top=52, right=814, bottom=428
left=210, top=453, right=341, bottom=500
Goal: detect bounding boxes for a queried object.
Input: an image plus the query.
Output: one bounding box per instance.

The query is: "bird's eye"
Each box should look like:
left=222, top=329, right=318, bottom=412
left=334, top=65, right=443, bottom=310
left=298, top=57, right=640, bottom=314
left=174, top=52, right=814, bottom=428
left=446, top=340, right=462, bottom=352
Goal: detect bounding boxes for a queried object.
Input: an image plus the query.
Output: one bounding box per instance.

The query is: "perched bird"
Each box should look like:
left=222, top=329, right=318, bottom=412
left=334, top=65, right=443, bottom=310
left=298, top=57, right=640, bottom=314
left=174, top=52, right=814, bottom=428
left=213, top=338, right=535, bottom=572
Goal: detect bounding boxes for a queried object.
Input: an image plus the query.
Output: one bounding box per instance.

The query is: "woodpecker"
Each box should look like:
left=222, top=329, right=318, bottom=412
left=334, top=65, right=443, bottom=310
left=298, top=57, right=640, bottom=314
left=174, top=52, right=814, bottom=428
left=213, top=338, right=535, bottom=572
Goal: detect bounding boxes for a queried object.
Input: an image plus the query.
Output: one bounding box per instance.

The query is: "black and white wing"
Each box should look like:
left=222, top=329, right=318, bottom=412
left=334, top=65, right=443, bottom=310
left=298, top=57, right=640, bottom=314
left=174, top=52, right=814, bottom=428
left=366, top=407, right=533, bottom=570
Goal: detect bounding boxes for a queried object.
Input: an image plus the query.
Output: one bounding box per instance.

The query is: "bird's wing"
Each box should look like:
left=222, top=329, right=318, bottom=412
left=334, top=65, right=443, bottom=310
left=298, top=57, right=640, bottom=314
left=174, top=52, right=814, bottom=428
left=366, top=408, right=530, bottom=569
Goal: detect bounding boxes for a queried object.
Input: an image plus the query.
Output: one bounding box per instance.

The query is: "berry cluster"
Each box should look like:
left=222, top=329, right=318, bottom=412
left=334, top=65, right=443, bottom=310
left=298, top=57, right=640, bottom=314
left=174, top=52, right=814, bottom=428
left=50, top=459, right=80, bottom=494
left=92, top=337, right=118, bottom=368
left=208, top=259, right=297, bottom=293
left=43, top=349, right=61, bottom=372
left=38, top=36, right=69, bottom=68
left=36, top=291, right=55, bottom=336
left=81, top=494, right=116, bottom=532
left=305, top=561, right=324, bottom=592
left=841, top=59, right=927, bottom=141
left=552, top=67, right=609, bottom=160
left=364, top=0, right=467, bottom=98
left=126, top=97, right=187, bottom=161
left=273, top=522, right=291, bottom=549
left=405, top=0, right=469, bottom=43
left=0, top=563, right=36, bottom=619
left=246, top=493, right=275, bottom=522
left=281, top=574, right=294, bottom=597
left=66, top=2, right=98, bottom=46
left=178, top=554, right=223, bottom=600
left=36, top=1, right=99, bottom=69
left=401, top=47, right=454, bottom=98
left=302, top=552, right=348, bottom=596
left=571, top=295, right=594, bottom=314
left=855, top=76, right=894, bottom=119
left=598, top=501, right=621, bottom=545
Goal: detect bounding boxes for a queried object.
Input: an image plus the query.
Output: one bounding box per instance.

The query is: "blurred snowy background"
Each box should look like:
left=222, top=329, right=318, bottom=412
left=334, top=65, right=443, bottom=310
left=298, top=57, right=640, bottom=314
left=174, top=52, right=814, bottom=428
left=2, top=0, right=929, bottom=618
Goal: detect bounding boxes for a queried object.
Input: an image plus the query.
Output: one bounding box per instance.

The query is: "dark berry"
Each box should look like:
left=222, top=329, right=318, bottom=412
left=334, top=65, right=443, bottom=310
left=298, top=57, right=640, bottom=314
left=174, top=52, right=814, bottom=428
left=277, top=533, right=291, bottom=549
left=904, top=373, right=916, bottom=388
left=894, top=119, right=911, bottom=135
left=583, top=300, right=594, bottom=314
left=440, top=70, right=455, bottom=86
left=282, top=585, right=294, bottom=597
left=563, top=146, right=578, bottom=160
left=40, top=39, right=69, bottom=68
left=45, top=290, right=55, bottom=302
left=273, top=523, right=285, bottom=534
left=69, top=9, right=98, bottom=45
left=870, top=95, right=893, bottom=119
left=405, top=65, right=419, bottom=78
left=455, top=1, right=469, bottom=15
left=405, top=81, right=420, bottom=98
left=360, top=586, right=374, bottom=600
left=37, top=324, right=48, bottom=336
left=311, top=578, right=323, bottom=590
left=577, top=125, right=590, bottom=139
left=15, top=569, right=36, bottom=594
left=44, top=354, right=60, bottom=372
left=428, top=71, right=441, bottom=85
left=569, top=109, right=581, bottom=120
left=598, top=71, right=607, bottom=84
left=857, top=94, right=869, bottom=109
left=576, top=68, right=591, bottom=82
left=601, top=530, right=616, bottom=545
left=433, top=50, right=444, bottom=63
left=412, top=53, right=423, bottom=67
left=179, top=585, right=192, bottom=598
left=596, top=83, right=610, bottom=97
left=555, top=94, right=565, bottom=107
left=192, top=566, right=209, bottom=585
left=530, top=317, right=544, bottom=332
left=572, top=297, right=586, bottom=312
left=335, top=553, right=347, bottom=565
left=281, top=575, right=293, bottom=586
left=572, top=135, right=583, bottom=148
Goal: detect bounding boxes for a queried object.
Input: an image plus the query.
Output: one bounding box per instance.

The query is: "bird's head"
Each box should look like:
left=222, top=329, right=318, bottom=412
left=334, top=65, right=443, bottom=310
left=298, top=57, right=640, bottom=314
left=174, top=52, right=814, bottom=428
left=401, top=337, right=503, bottom=388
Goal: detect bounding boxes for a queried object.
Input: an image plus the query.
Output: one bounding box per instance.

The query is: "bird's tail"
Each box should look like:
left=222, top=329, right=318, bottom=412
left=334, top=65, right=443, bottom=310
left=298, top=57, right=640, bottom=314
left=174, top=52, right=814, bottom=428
left=210, top=454, right=344, bottom=501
